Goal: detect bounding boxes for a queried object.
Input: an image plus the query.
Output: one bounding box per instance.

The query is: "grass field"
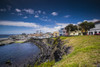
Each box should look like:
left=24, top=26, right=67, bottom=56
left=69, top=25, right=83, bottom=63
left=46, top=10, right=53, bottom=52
left=34, top=35, right=100, bottom=67
left=15, top=40, right=25, bottom=43
left=53, top=35, right=100, bottom=67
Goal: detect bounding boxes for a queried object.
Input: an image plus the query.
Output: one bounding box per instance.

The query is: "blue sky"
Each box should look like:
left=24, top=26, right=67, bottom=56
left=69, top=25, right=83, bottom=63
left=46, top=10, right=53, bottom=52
left=0, top=0, right=100, bottom=34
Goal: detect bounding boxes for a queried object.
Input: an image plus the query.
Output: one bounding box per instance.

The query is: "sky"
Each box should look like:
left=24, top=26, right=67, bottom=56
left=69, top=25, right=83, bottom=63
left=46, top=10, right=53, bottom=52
left=0, top=0, right=100, bottom=34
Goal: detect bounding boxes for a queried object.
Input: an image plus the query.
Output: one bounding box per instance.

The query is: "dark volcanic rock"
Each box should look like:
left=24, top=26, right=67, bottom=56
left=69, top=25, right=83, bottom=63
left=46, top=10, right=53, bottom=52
left=54, top=49, right=63, bottom=62
left=5, top=60, right=12, bottom=65
left=29, top=37, right=71, bottom=65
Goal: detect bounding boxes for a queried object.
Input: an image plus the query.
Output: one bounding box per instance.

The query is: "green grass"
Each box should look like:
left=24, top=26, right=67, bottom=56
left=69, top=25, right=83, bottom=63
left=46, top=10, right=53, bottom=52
left=33, top=35, right=100, bottom=67
left=53, top=35, right=100, bottom=67
left=60, top=36, right=67, bottom=40
left=34, top=60, right=55, bottom=67
left=15, top=41, right=25, bottom=43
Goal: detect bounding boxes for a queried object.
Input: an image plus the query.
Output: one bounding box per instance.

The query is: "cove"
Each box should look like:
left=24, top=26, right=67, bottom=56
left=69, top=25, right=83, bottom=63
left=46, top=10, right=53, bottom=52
left=0, top=42, right=40, bottom=67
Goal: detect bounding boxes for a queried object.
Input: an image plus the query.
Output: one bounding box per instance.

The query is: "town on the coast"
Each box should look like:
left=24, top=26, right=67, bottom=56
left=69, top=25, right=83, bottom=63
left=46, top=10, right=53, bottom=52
left=0, top=0, right=100, bottom=67
left=0, top=20, right=100, bottom=46
left=11, top=20, right=100, bottom=39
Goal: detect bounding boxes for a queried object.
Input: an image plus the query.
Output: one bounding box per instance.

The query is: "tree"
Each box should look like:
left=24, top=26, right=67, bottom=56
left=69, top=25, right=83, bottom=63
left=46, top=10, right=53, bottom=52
left=79, top=21, right=95, bottom=35
left=65, top=24, right=78, bottom=32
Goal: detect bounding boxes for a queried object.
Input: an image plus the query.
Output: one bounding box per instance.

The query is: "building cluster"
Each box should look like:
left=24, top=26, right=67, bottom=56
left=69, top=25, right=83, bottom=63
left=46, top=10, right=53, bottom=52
left=53, top=21, right=100, bottom=37
left=88, top=21, right=100, bottom=35
left=10, top=21, right=100, bottom=40
left=27, top=32, right=53, bottom=39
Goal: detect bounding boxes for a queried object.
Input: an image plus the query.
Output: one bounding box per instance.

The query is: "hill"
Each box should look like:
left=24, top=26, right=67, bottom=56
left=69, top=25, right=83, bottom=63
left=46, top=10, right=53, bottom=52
left=53, top=35, right=100, bottom=67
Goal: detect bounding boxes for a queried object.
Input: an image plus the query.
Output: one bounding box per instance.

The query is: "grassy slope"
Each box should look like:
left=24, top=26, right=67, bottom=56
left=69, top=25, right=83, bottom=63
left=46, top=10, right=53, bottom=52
left=53, top=35, right=100, bottom=67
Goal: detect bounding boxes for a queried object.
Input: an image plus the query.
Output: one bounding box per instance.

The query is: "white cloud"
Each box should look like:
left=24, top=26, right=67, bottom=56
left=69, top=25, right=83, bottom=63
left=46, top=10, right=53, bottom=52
left=39, top=17, right=51, bottom=22
left=0, top=21, right=39, bottom=28
left=0, top=21, right=63, bottom=33
left=15, top=8, right=21, bottom=12
left=0, top=21, right=81, bottom=34
left=77, top=22, right=82, bottom=24
left=0, top=8, right=6, bottom=12
left=23, top=9, right=34, bottom=14
left=1, top=29, right=37, bottom=34
left=78, top=19, right=100, bottom=24
left=38, top=10, right=41, bottom=14
left=56, top=23, right=69, bottom=28
left=64, top=15, right=70, bottom=18
left=36, top=26, right=61, bottom=33
left=39, top=18, right=48, bottom=21
left=56, top=23, right=76, bottom=30
left=54, top=26, right=62, bottom=30
left=51, top=12, right=58, bottom=16
left=43, top=11, right=46, bottom=14
left=34, top=15, right=39, bottom=18
left=84, top=19, right=99, bottom=22
left=14, top=9, right=47, bottom=16
left=23, top=16, right=28, bottom=19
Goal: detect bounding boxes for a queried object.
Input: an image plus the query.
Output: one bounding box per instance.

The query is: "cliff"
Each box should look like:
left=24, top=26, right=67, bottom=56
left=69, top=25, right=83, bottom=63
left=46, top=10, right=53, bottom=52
left=29, top=37, right=71, bottom=66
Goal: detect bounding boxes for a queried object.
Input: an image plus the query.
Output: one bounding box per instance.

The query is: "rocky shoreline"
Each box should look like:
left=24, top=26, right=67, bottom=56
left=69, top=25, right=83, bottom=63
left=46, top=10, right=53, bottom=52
left=0, top=38, right=14, bottom=46
left=0, top=38, right=27, bottom=46
left=0, top=37, right=71, bottom=67
left=29, top=37, right=71, bottom=66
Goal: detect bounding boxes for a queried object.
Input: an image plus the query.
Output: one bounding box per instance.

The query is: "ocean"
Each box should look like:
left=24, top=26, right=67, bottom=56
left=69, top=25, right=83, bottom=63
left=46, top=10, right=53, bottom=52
left=0, top=35, right=10, bottom=38
left=0, top=34, right=16, bottom=38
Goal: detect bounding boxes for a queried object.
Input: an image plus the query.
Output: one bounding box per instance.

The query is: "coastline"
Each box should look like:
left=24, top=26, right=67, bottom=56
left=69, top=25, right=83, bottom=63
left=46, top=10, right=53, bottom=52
left=0, top=42, right=40, bottom=67
left=29, top=37, right=71, bottom=66
left=0, top=36, right=71, bottom=67
left=0, top=38, right=14, bottom=46
left=0, top=38, right=27, bottom=46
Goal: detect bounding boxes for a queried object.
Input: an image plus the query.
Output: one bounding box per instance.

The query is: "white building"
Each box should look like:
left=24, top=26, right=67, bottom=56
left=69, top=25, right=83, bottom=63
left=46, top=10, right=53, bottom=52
left=88, top=21, right=100, bottom=35
left=59, top=28, right=68, bottom=36
left=70, top=31, right=83, bottom=36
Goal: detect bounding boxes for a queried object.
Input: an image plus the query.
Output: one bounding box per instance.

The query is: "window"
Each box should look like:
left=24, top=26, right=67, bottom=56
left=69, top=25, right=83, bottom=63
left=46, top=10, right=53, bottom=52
left=63, top=31, right=65, bottom=33
left=95, top=31, right=97, bottom=34
left=60, top=34, right=62, bottom=36
left=90, top=32, right=93, bottom=35
left=79, top=33, right=81, bottom=35
left=59, top=31, right=62, bottom=33
left=61, top=28, right=63, bottom=30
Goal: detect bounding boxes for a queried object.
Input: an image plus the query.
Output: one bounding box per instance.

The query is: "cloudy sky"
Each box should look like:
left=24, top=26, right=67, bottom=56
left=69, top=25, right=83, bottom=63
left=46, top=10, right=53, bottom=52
left=0, top=0, right=100, bottom=34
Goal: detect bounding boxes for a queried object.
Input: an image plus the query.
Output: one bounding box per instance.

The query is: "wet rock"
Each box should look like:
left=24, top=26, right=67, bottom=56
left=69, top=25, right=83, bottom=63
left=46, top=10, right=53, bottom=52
left=29, top=37, right=71, bottom=65
left=5, top=60, right=12, bottom=65
left=0, top=39, right=14, bottom=46
left=54, top=49, right=63, bottom=62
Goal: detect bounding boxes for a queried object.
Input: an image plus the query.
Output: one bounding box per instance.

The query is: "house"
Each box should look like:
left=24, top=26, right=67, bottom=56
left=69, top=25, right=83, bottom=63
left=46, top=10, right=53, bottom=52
left=10, top=35, right=26, bottom=40
left=69, top=31, right=83, bottom=36
left=59, top=28, right=68, bottom=36
left=53, top=31, right=59, bottom=37
left=42, top=34, right=51, bottom=38
left=45, top=32, right=53, bottom=38
left=88, top=21, right=100, bottom=35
